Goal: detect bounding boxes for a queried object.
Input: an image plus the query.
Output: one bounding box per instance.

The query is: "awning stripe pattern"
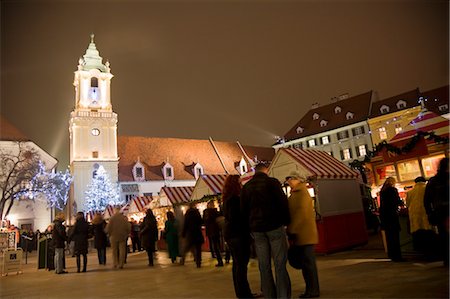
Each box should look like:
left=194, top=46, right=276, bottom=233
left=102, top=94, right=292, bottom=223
left=390, top=111, right=449, bottom=143
left=161, top=186, right=194, bottom=205
left=201, top=174, right=228, bottom=194
left=105, top=204, right=126, bottom=217
left=131, top=196, right=153, bottom=212
left=283, top=148, right=359, bottom=179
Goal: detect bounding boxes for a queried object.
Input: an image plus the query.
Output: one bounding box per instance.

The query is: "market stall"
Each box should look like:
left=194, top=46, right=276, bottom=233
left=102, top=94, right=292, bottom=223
left=127, top=196, right=153, bottom=222
left=269, top=148, right=367, bottom=254
left=104, top=204, right=129, bottom=220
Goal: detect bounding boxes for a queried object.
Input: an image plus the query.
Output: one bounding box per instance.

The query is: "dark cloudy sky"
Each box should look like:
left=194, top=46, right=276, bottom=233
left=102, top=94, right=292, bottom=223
left=1, top=0, right=448, bottom=170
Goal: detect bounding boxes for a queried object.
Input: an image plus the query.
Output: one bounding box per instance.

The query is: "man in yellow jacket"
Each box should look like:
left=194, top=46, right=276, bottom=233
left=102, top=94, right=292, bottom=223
left=406, top=176, right=434, bottom=255
left=286, top=170, right=320, bottom=298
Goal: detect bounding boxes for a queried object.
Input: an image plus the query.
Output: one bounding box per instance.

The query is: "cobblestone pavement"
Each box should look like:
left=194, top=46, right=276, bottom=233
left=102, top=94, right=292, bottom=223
left=0, top=236, right=448, bottom=299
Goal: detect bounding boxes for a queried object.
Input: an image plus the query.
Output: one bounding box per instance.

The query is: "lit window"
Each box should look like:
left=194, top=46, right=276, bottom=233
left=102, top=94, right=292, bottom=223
left=379, top=127, right=387, bottom=140
left=394, top=124, right=402, bottom=134
left=358, top=145, right=367, bottom=156
left=421, top=154, right=445, bottom=178
left=321, top=136, right=329, bottom=145
left=308, top=139, right=316, bottom=147
left=343, top=149, right=351, bottom=160
left=397, top=160, right=421, bottom=182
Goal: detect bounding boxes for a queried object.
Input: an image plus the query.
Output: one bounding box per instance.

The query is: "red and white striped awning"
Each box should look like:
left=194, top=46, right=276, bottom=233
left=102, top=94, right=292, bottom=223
left=86, top=210, right=100, bottom=222
left=104, top=204, right=125, bottom=218
left=283, top=148, right=359, bottom=179
left=161, top=186, right=194, bottom=205
left=200, top=174, right=228, bottom=194
left=129, top=196, right=153, bottom=213
left=390, top=110, right=449, bottom=143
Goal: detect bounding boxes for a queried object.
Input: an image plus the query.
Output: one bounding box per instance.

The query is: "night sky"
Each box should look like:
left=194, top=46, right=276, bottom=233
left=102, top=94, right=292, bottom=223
left=1, top=0, right=448, bottom=170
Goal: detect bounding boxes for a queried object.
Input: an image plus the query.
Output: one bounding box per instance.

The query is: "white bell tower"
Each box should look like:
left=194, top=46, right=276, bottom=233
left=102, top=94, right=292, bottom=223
left=69, top=34, right=118, bottom=215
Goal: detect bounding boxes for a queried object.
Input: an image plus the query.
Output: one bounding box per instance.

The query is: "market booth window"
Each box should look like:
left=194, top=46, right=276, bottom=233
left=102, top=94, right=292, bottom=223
left=422, top=154, right=446, bottom=178
left=397, top=159, right=421, bottom=182
left=375, top=164, right=397, bottom=184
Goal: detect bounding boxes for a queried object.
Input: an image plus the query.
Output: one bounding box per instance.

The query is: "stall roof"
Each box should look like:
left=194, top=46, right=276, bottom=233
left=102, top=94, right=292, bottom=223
left=390, top=110, right=449, bottom=143
left=161, top=186, right=194, bottom=205
left=283, top=148, right=359, bottom=179
left=104, top=204, right=128, bottom=218
left=200, top=174, right=228, bottom=194
left=129, top=196, right=153, bottom=213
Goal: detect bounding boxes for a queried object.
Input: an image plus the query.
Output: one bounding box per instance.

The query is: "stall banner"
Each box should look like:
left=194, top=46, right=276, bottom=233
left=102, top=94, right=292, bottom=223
left=381, top=137, right=428, bottom=163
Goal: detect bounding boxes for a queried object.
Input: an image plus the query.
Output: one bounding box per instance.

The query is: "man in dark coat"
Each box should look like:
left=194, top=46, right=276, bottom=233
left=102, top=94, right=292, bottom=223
left=424, top=157, right=449, bottom=266
left=52, top=213, right=67, bottom=274
left=203, top=200, right=223, bottom=266
left=241, top=163, right=291, bottom=299
left=180, top=203, right=204, bottom=268
left=92, top=213, right=108, bottom=265
left=140, top=209, right=158, bottom=266
left=69, top=212, right=89, bottom=272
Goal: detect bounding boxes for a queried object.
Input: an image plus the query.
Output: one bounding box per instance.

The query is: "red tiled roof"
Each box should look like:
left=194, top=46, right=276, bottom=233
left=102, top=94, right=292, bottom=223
left=370, top=88, right=420, bottom=118
left=117, top=136, right=274, bottom=182
left=0, top=115, right=28, bottom=141
left=421, top=85, right=449, bottom=116
left=284, top=91, right=373, bottom=141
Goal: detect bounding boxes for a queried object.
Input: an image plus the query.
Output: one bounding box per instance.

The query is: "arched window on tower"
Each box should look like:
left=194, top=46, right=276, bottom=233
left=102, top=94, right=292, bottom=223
left=91, top=77, right=98, bottom=87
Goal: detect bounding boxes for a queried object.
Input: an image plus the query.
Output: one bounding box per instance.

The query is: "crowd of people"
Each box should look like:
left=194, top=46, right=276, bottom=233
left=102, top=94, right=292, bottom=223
left=13, top=157, right=446, bottom=299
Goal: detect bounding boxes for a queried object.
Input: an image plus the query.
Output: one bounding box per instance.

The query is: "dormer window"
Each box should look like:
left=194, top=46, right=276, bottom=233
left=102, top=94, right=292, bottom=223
left=132, top=159, right=146, bottom=182
left=396, top=100, right=406, bottom=109
left=162, top=162, right=174, bottom=181
left=193, top=163, right=204, bottom=180
left=238, top=157, right=248, bottom=175
left=334, top=106, right=342, bottom=114
left=346, top=112, right=354, bottom=120
left=380, top=105, right=390, bottom=114
left=320, top=120, right=328, bottom=127
left=296, top=126, right=304, bottom=134
left=313, top=113, right=320, bottom=120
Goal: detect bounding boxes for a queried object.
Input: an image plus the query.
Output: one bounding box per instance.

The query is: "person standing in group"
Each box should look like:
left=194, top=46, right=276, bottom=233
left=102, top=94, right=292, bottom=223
left=52, top=213, right=67, bottom=274
left=69, top=212, right=89, bottom=273
left=203, top=200, right=224, bottom=267
left=105, top=208, right=131, bottom=269
left=140, top=209, right=158, bottom=266
left=222, top=174, right=255, bottom=299
left=241, top=163, right=291, bottom=299
left=406, top=176, right=434, bottom=256
left=285, top=171, right=320, bottom=298
left=379, top=177, right=404, bottom=262
left=164, top=211, right=179, bottom=263
left=92, top=213, right=108, bottom=265
left=180, top=202, right=204, bottom=268
left=424, top=157, right=449, bottom=267
left=131, top=220, right=141, bottom=252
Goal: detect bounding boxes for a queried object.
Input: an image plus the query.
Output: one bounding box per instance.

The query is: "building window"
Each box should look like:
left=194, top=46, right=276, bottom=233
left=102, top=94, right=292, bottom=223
left=162, top=162, right=174, bottom=180
left=352, top=126, right=365, bottom=136
left=296, top=126, right=304, bottom=134
left=320, top=120, right=328, bottom=127
left=357, top=145, right=367, bottom=157
left=421, top=154, right=446, bottom=178
left=346, top=112, right=354, bottom=120
left=321, top=136, right=329, bottom=145
left=334, top=106, right=341, bottom=114
left=341, top=148, right=352, bottom=160
left=92, top=151, right=99, bottom=158
left=397, top=159, right=421, bottom=182
left=313, top=113, right=319, bottom=120
left=438, top=104, right=448, bottom=111
left=166, top=168, right=172, bottom=177
left=375, top=164, right=397, bottom=183
left=90, top=77, right=98, bottom=87
left=394, top=124, right=402, bottom=134
left=379, top=127, right=387, bottom=140
left=337, top=130, right=349, bottom=140
left=194, top=163, right=204, bottom=179
left=308, top=139, right=316, bottom=147
left=380, top=105, right=390, bottom=114
left=396, top=100, right=406, bottom=109
left=136, top=167, right=143, bottom=178
left=294, top=143, right=303, bottom=149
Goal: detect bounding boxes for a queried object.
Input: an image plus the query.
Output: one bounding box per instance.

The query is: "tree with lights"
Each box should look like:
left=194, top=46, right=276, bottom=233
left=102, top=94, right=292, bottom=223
left=85, top=165, right=123, bottom=212
left=0, top=142, right=73, bottom=220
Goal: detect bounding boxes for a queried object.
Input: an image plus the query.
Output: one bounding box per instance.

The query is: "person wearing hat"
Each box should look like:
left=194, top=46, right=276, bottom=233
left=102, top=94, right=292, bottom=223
left=285, top=170, right=320, bottom=298
left=52, top=212, right=67, bottom=274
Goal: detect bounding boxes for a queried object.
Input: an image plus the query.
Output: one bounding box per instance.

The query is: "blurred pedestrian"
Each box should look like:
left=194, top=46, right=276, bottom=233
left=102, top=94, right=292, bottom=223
left=424, top=157, right=449, bottom=266
left=52, top=213, right=67, bottom=274
left=285, top=171, right=320, bottom=298
left=105, top=208, right=131, bottom=269
left=180, top=203, right=204, bottom=268
left=241, top=163, right=291, bottom=299
left=69, top=212, right=89, bottom=273
left=92, top=213, right=108, bottom=265
left=140, top=209, right=158, bottom=266
left=131, top=220, right=141, bottom=252
left=164, top=211, right=179, bottom=263
left=203, top=200, right=224, bottom=267
left=379, top=177, right=404, bottom=262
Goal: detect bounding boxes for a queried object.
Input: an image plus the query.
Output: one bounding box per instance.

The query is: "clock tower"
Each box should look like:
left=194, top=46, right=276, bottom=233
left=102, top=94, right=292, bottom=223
left=69, top=34, right=118, bottom=215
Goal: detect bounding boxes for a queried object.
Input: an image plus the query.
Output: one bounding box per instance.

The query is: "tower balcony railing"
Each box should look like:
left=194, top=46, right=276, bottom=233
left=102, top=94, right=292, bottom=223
left=72, top=110, right=116, bottom=118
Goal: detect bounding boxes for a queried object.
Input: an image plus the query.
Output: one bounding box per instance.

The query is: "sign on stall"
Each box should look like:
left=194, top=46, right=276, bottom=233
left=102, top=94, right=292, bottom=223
left=2, top=248, right=23, bottom=276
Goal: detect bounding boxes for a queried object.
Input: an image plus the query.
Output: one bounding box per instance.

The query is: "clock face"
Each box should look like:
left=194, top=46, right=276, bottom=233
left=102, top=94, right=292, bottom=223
left=91, top=128, right=100, bottom=136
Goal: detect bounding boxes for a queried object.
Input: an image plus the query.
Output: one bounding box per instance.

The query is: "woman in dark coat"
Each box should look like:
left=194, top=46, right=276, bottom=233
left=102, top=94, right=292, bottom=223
left=140, top=209, right=158, bottom=266
left=164, top=211, right=179, bottom=263
left=92, top=213, right=108, bottom=265
left=379, top=177, right=404, bottom=262
left=69, top=212, right=90, bottom=272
